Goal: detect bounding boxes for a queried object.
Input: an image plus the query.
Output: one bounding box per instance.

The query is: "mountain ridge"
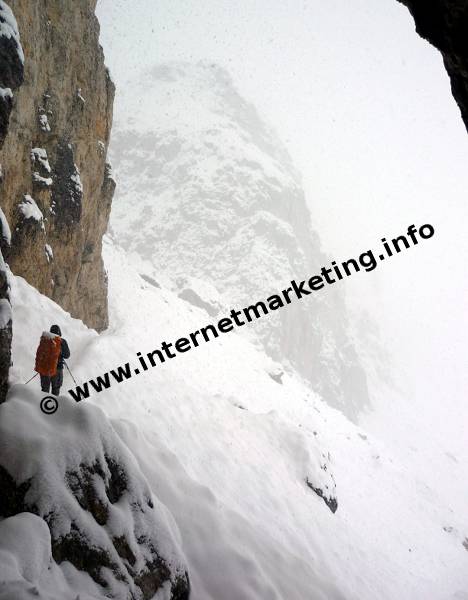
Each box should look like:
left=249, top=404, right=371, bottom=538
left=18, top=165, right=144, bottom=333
left=109, top=60, right=369, bottom=420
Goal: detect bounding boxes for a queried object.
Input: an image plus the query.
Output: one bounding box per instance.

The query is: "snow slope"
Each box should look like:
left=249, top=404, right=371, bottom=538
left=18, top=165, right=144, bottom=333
left=6, top=237, right=468, bottom=600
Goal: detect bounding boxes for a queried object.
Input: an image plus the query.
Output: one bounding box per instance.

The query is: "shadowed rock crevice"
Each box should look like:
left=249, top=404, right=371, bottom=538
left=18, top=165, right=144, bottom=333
left=51, top=140, right=83, bottom=227
left=0, top=464, right=31, bottom=517
left=51, top=524, right=123, bottom=589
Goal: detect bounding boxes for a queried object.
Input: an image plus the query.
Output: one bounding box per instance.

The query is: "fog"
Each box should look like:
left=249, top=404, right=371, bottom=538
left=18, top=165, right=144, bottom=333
left=97, top=0, right=468, bottom=464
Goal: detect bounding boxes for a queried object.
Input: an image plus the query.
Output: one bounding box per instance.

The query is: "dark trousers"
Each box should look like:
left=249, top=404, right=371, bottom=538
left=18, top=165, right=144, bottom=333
left=41, top=369, right=64, bottom=396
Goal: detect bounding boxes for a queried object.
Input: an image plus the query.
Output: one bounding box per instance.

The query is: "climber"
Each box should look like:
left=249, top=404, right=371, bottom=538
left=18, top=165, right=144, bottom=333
left=35, top=325, right=70, bottom=396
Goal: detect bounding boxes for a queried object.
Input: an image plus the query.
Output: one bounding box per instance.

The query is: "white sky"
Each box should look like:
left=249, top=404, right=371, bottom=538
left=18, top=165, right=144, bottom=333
left=96, top=0, right=468, bottom=452
left=96, top=0, right=467, bottom=260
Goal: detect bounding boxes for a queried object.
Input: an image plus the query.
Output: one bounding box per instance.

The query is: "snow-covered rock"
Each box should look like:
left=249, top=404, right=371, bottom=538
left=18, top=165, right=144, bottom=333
left=31, top=148, right=51, bottom=173
left=0, top=0, right=24, bottom=404
left=0, top=0, right=23, bottom=141
left=0, top=513, right=52, bottom=585
left=0, top=384, right=190, bottom=600
left=17, top=194, right=44, bottom=229
left=0, top=2, right=24, bottom=65
left=0, top=206, right=11, bottom=246
left=0, top=296, right=11, bottom=328
left=31, top=147, right=53, bottom=187
left=109, top=61, right=368, bottom=419
left=44, top=243, right=53, bottom=263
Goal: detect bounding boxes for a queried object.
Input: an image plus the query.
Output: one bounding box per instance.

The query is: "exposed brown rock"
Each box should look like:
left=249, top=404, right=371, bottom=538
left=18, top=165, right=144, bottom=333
left=0, top=0, right=115, bottom=331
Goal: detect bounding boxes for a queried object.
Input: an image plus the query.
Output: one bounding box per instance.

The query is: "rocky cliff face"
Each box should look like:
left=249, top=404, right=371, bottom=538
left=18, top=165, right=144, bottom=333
left=0, top=1, right=23, bottom=403
left=0, top=0, right=115, bottom=333
left=109, top=62, right=369, bottom=420
left=398, top=0, right=468, bottom=132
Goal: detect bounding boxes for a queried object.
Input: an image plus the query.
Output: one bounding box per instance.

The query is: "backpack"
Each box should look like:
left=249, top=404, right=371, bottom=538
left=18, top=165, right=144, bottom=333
left=35, top=332, right=62, bottom=377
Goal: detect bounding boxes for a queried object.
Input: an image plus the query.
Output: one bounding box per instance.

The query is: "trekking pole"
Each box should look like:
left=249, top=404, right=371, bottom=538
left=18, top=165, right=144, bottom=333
left=64, top=361, right=77, bottom=385
left=24, top=372, right=39, bottom=385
